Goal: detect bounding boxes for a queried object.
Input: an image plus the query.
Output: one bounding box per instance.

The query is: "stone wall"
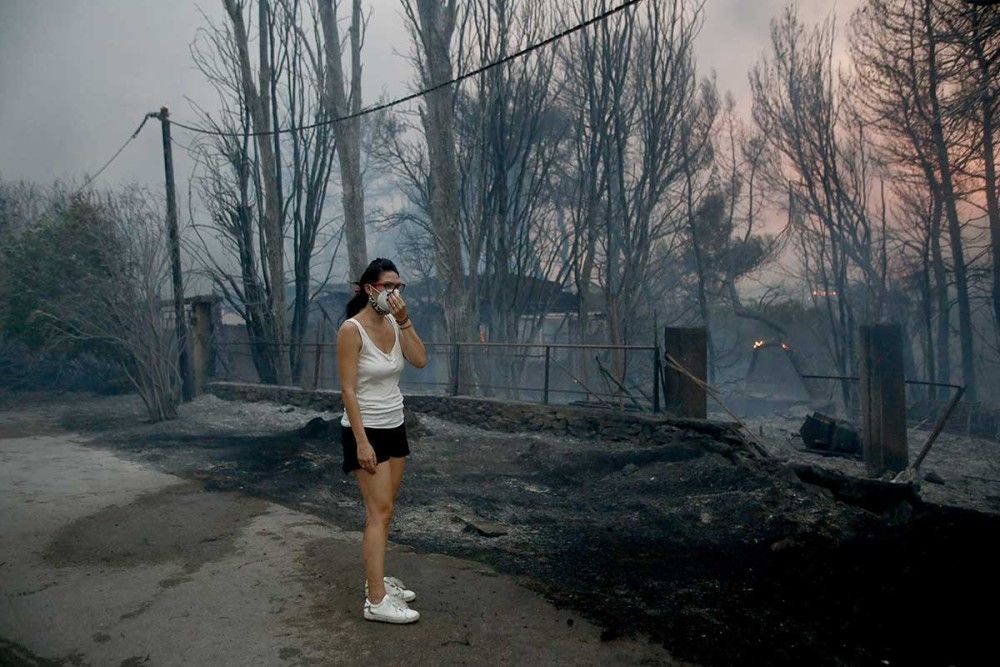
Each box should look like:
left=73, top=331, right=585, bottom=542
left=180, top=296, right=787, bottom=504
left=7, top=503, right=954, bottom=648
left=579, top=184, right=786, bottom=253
left=205, top=381, right=751, bottom=453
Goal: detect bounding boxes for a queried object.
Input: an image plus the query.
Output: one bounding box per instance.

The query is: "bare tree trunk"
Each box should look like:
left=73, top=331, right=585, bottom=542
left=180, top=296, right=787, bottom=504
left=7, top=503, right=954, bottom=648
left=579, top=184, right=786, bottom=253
left=684, top=154, right=714, bottom=382
left=319, top=0, right=368, bottom=281
left=922, top=0, right=976, bottom=399
left=753, top=7, right=880, bottom=413
left=456, top=0, right=567, bottom=396
left=561, top=0, right=709, bottom=397
left=223, top=0, right=292, bottom=385
left=971, top=38, right=1000, bottom=339
left=930, top=196, right=952, bottom=399
left=919, top=228, right=936, bottom=401
left=939, top=2, right=1000, bottom=342
left=565, top=12, right=607, bottom=395
left=574, top=224, right=597, bottom=391
left=408, top=0, right=477, bottom=390
left=983, top=99, right=1000, bottom=339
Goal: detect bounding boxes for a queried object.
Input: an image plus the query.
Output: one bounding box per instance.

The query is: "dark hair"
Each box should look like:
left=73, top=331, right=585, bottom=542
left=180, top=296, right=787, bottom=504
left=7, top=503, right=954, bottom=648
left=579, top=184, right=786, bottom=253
left=344, top=257, right=399, bottom=319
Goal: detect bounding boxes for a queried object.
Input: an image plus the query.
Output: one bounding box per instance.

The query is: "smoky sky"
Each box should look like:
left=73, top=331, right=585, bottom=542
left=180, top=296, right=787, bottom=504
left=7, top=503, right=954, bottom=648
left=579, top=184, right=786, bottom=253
left=0, top=0, right=858, bottom=276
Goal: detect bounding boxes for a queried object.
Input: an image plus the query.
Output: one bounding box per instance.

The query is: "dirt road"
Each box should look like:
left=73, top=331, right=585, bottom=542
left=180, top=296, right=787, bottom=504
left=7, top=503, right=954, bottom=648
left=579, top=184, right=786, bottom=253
left=0, top=404, right=675, bottom=666
left=4, top=390, right=999, bottom=666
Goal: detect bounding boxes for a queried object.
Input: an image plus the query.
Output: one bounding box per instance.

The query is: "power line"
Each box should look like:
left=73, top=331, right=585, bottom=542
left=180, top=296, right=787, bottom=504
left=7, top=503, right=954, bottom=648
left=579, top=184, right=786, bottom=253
left=168, top=0, right=646, bottom=138
left=65, top=0, right=644, bottom=194
left=74, top=113, right=155, bottom=195
left=23, top=113, right=154, bottom=231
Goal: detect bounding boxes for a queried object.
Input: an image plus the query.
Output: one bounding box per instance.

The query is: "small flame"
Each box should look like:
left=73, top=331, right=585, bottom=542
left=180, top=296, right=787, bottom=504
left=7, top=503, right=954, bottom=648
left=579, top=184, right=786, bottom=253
left=752, top=340, right=766, bottom=350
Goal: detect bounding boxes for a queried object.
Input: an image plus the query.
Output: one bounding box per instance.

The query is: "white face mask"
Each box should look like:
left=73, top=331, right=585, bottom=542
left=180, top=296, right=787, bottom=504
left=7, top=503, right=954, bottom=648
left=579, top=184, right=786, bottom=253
left=370, top=287, right=394, bottom=314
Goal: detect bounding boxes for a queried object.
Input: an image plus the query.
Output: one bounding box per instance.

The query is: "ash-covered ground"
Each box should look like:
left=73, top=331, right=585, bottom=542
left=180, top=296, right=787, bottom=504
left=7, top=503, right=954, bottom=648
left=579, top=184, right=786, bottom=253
left=7, top=389, right=999, bottom=666
left=744, top=406, right=1000, bottom=515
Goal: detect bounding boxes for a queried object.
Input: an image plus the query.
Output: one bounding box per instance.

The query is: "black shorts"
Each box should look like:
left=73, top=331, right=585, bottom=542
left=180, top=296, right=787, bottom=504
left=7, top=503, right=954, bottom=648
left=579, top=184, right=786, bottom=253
left=341, top=422, right=410, bottom=474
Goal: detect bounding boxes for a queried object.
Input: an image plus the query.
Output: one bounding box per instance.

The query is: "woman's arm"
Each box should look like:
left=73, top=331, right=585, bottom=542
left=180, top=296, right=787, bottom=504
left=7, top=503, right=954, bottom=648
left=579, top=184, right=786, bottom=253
left=387, top=292, right=427, bottom=368
left=397, top=319, right=426, bottom=368
left=337, top=321, right=377, bottom=473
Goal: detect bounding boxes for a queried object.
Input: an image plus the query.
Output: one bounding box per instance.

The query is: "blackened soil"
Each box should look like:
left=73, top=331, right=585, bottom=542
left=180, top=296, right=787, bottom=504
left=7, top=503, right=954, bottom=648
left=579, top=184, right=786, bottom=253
left=55, top=396, right=1000, bottom=666
left=735, top=507, right=999, bottom=666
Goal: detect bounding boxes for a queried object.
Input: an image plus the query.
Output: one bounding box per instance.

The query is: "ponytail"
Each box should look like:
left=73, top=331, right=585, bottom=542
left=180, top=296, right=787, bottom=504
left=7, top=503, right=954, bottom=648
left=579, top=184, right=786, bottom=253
left=344, top=292, right=368, bottom=320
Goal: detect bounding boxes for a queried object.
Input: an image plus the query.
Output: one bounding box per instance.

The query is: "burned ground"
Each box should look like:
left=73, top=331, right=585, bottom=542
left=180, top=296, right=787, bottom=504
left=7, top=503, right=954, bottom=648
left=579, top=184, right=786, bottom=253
left=10, top=390, right=998, bottom=666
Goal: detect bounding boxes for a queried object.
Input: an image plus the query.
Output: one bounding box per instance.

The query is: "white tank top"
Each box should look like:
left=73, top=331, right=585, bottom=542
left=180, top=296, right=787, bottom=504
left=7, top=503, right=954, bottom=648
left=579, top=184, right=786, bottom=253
left=341, top=315, right=405, bottom=429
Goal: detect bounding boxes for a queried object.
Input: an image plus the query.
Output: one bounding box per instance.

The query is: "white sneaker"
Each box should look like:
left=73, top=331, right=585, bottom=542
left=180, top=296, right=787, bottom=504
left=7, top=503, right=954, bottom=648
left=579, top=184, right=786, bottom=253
left=364, top=593, right=420, bottom=624
left=364, top=576, right=416, bottom=602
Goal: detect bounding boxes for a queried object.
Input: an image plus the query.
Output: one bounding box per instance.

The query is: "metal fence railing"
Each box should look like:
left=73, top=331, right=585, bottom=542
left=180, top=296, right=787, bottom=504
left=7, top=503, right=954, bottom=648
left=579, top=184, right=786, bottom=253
left=211, top=338, right=663, bottom=412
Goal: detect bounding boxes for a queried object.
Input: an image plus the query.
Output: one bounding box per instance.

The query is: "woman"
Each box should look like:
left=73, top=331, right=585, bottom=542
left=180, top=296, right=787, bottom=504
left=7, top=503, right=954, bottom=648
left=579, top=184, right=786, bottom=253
left=337, top=257, right=427, bottom=624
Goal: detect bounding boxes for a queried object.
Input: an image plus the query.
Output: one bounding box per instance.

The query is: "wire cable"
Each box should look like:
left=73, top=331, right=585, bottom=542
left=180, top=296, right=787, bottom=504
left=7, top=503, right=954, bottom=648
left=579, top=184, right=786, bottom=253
left=168, top=0, right=646, bottom=138
left=74, top=113, right=156, bottom=195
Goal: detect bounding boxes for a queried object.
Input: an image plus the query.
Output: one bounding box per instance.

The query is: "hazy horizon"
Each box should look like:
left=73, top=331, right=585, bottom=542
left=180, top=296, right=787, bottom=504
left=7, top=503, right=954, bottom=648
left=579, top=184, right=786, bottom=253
left=0, top=0, right=859, bottom=289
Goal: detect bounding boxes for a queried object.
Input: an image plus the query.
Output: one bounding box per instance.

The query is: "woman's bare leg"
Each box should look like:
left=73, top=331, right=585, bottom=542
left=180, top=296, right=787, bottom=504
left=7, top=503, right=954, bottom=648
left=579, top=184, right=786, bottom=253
left=355, top=461, right=394, bottom=603
left=389, top=456, right=406, bottom=503
left=386, top=458, right=406, bottom=583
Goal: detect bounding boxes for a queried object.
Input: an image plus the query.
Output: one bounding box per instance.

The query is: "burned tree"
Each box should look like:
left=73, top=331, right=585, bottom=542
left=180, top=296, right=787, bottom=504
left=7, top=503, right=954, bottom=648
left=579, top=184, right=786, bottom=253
left=851, top=0, right=989, bottom=398
left=398, top=0, right=478, bottom=391
left=220, top=0, right=292, bottom=385
left=916, top=0, right=979, bottom=399
left=318, top=0, right=369, bottom=281
left=560, top=0, right=711, bottom=385
left=937, top=2, right=1000, bottom=343
left=751, top=7, right=890, bottom=409
left=380, top=0, right=567, bottom=395
left=456, top=0, right=570, bottom=394
left=188, top=0, right=343, bottom=384
left=711, top=101, right=784, bottom=353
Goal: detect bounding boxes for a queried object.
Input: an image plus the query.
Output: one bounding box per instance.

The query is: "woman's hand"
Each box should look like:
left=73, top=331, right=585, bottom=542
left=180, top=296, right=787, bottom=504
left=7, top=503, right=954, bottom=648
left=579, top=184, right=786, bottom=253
left=388, top=290, right=408, bottom=324
left=357, top=441, right=377, bottom=474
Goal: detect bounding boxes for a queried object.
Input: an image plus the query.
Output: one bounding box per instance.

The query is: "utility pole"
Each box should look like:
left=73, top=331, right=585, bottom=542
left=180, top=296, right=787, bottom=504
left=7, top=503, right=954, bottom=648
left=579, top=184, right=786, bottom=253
left=157, top=107, right=193, bottom=401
